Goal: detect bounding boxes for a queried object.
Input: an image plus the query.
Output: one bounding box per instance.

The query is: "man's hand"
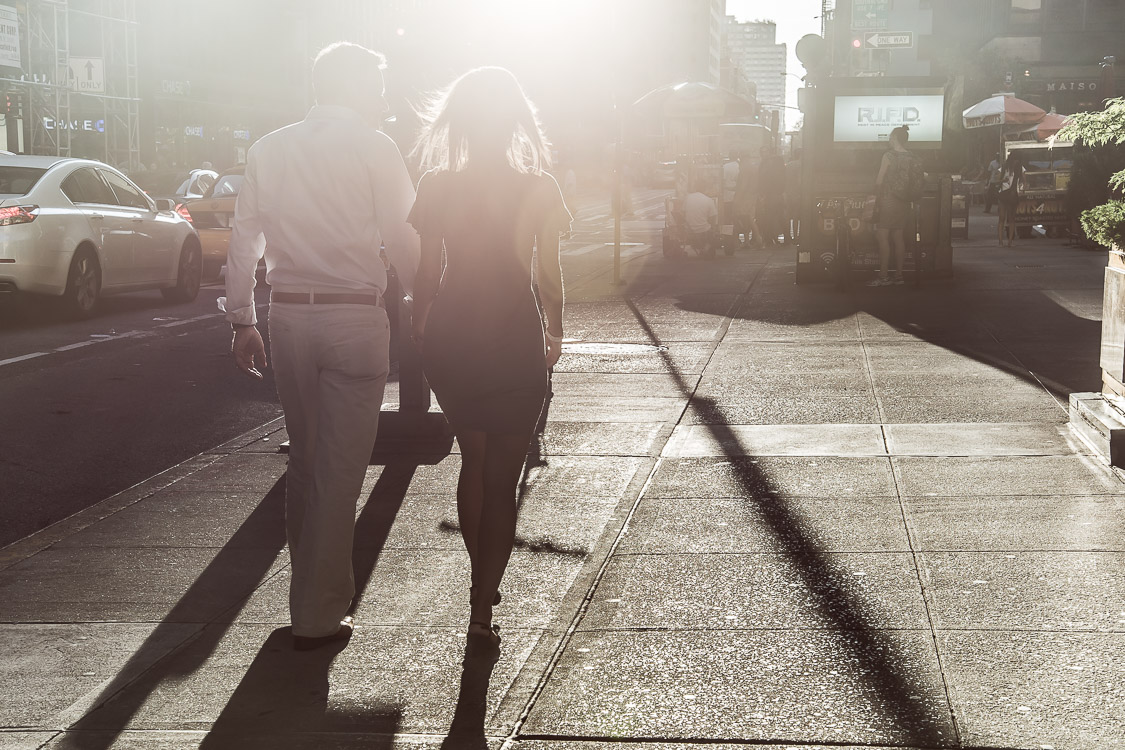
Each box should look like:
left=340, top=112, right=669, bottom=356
left=545, top=336, right=562, bottom=369
left=232, top=326, right=267, bottom=380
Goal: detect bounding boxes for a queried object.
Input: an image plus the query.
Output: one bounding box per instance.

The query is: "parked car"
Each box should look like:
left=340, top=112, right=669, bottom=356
left=0, top=155, right=201, bottom=317
left=178, top=165, right=244, bottom=279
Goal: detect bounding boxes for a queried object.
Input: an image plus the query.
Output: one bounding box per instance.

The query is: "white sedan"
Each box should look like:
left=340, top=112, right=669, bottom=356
left=0, top=155, right=201, bottom=317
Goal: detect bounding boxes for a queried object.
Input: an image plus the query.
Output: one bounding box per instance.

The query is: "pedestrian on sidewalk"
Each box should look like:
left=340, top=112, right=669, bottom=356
left=721, top=151, right=740, bottom=230
left=682, top=181, right=719, bottom=258
left=408, top=66, right=569, bottom=660
left=733, top=152, right=761, bottom=248
left=784, top=147, right=803, bottom=244
left=997, top=152, right=1024, bottom=247
left=219, top=42, right=420, bottom=651
left=984, top=151, right=1002, bottom=214
left=757, top=145, right=786, bottom=247
left=868, top=125, right=919, bottom=286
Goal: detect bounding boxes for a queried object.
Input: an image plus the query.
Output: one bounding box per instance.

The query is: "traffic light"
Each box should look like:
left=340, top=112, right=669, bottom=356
left=850, top=35, right=864, bottom=74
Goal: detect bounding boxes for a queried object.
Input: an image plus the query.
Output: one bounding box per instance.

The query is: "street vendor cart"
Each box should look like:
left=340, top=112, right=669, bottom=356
left=1004, top=140, right=1075, bottom=237
left=632, top=82, right=755, bottom=258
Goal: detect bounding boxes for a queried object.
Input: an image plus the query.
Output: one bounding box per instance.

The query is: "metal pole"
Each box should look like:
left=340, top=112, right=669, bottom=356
left=611, top=0, right=622, bottom=287
left=613, top=111, right=622, bottom=286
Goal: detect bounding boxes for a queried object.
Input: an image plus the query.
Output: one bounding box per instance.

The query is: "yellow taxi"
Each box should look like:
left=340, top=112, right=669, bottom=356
left=178, top=166, right=244, bottom=279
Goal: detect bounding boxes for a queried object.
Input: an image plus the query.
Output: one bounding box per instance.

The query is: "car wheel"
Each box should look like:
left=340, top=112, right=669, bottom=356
left=162, top=238, right=202, bottom=303
left=63, top=247, right=101, bottom=319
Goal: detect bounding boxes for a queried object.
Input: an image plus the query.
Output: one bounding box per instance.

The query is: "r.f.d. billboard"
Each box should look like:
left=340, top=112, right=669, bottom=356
left=833, top=94, right=945, bottom=145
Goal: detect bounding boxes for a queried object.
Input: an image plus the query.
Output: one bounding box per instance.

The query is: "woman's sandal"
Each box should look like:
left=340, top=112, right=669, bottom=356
left=465, top=620, right=501, bottom=661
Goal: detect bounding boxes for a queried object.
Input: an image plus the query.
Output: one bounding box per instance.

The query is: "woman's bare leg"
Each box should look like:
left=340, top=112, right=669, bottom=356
left=892, top=229, right=906, bottom=276
left=468, top=430, right=532, bottom=629
left=455, top=431, right=487, bottom=588
left=875, top=227, right=891, bottom=278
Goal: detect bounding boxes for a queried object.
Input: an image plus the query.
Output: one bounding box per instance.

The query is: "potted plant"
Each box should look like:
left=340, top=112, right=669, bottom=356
left=1058, top=97, right=1125, bottom=253
left=1060, top=98, right=1125, bottom=464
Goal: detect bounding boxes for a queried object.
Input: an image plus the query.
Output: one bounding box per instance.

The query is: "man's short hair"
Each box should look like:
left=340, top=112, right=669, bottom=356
left=312, top=42, right=386, bottom=104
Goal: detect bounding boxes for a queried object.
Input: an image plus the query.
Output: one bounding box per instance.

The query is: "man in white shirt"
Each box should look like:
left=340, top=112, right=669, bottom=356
left=681, top=183, right=718, bottom=257
left=219, top=42, right=420, bottom=651
left=721, top=153, right=740, bottom=210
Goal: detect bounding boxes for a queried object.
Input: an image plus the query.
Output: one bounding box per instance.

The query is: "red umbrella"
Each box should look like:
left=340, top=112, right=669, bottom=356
left=1034, top=112, right=1073, bottom=140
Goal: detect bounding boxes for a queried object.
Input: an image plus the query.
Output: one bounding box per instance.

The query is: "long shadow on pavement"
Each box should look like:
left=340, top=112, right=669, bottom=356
left=439, top=656, right=498, bottom=750
left=195, top=460, right=431, bottom=747
left=61, top=453, right=441, bottom=747
left=59, top=476, right=289, bottom=749
left=624, top=298, right=956, bottom=746
left=678, top=280, right=1102, bottom=401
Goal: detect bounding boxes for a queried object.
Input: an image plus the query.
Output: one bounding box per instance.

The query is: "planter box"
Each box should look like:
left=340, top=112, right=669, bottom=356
left=1101, top=245, right=1125, bottom=397
left=1069, top=245, right=1125, bottom=467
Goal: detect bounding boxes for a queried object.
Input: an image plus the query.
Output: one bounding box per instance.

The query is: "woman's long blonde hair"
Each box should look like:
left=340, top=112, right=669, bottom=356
left=414, top=66, right=551, bottom=174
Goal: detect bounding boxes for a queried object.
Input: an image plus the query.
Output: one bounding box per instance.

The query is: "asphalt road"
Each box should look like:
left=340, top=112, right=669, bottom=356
left=0, top=280, right=282, bottom=547
left=0, top=186, right=670, bottom=548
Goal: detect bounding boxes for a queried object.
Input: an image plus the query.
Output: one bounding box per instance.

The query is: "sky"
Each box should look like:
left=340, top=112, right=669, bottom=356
left=727, top=0, right=824, bottom=126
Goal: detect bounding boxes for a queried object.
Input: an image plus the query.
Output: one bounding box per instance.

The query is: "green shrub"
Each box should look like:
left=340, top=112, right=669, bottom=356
left=1059, top=98, right=1125, bottom=248
left=1079, top=199, right=1125, bottom=248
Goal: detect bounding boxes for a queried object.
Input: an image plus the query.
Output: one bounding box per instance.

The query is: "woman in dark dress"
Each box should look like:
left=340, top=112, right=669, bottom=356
left=409, top=67, right=569, bottom=659
left=997, top=152, right=1024, bottom=247
left=869, top=125, right=915, bottom=286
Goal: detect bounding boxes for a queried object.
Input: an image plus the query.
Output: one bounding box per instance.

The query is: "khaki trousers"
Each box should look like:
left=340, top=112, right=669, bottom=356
left=268, top=302, right=390, bottom=637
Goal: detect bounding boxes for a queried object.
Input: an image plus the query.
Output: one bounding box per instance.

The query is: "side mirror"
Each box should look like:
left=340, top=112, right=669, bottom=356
left=155, top=198, right=175, bottom=212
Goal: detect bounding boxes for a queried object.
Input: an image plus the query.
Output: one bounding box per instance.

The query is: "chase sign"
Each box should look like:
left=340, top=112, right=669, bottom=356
left=43, top=116, right=106, bottom=133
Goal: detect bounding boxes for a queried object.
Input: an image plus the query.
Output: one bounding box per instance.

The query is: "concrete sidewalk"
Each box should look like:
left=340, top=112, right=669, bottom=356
left=2, top=205, right=1124, bottom=750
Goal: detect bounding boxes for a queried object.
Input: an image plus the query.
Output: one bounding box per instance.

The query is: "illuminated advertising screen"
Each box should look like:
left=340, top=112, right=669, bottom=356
left=833, top=93, right=946, bottom=146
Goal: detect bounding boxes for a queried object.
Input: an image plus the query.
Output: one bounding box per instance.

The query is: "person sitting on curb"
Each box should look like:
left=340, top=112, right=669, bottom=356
left=682, top=181, right=718, bottom=258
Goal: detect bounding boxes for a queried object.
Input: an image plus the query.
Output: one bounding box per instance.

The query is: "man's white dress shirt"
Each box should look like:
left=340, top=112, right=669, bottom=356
left=219, top=105, right=420, bottom=326
left=722, top=160, right=739, bottom=203
left=683, top=191, right=718, bottom=234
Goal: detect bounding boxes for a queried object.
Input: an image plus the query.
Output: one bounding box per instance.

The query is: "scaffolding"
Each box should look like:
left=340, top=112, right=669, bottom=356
left=2, top=0, right=139, bottom=167
left=3, top=0, right=71, bottom=156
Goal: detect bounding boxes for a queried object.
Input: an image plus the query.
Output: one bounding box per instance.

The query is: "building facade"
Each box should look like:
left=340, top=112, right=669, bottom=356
left=137, top=0, right=311, bottom=172
left=0, top=0, right=140, bottom=168
left=824, top=0, right=935, bottom=79
left=723, top=18, right=786, bottom=134
left=967, top=0, right=1125, bottom=114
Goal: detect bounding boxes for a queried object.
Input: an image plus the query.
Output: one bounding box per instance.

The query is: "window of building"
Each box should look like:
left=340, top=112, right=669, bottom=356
left=1010, top=0, right=1043, bottom=33
left=1086, top=0, right=1124, bottom=29
left=1045, top=0, right=1084, bottom=30
left=61, top=168, right=117, bottom=205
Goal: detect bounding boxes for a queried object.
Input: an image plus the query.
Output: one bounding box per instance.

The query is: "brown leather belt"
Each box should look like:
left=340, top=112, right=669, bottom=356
left=271, top=291, right=384, bottom=307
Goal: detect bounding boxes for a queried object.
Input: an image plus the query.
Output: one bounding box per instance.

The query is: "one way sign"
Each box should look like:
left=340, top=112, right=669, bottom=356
left=864, top=32, right=914, bottom=49
left=68, top=57, right=105, bottom=94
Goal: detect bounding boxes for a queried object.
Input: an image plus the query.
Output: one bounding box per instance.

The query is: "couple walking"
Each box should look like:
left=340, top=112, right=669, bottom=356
left=218, top=43, right=569, bottom=660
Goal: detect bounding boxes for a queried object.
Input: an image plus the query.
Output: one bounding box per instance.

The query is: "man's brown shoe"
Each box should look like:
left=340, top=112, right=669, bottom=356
left=293, top=617, right=354, bottom=651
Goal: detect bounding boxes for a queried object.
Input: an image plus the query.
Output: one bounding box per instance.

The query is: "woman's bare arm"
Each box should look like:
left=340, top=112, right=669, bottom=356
left=536, top=225, right=565, bottom=367
left=875, top=152, right=891, bottom=190
left=411, top=232, right=442, bottom=345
